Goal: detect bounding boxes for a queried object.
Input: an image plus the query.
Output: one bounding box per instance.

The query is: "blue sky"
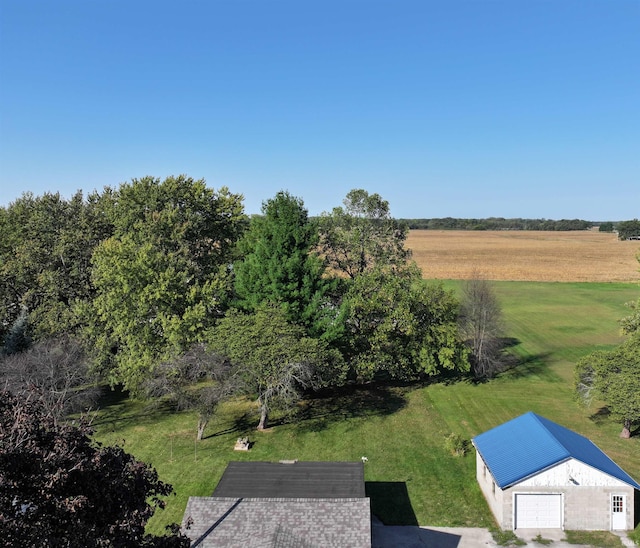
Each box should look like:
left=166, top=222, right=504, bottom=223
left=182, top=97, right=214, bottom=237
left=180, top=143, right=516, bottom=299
left=1, top=0, right=638, bottom=220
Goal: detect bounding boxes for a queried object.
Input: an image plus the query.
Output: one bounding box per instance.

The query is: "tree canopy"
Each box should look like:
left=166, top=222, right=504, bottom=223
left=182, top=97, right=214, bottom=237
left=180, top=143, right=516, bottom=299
left=0, top=390, right=188, bottom=546
left=616, top=219, right=640, bottom=240
left=83, top=176, right=246, bottom=391
left=207, top=306, right=344, bottom=430
left=404, top=217, right=594, bottom=231
left=314, top=189, right=468, bottom=382
left=0, top=181, right=477, bottom=427
left=0, top=191, right=113, bottom=343
left=338, top=263, right=469, bottom=382
left=575, top=334, right=640, bottom=438
left=620, top=297, right=640, bottom=336
left=233, top=191, right=334, bottom=335
left=318, top=189, right=411, bottom=279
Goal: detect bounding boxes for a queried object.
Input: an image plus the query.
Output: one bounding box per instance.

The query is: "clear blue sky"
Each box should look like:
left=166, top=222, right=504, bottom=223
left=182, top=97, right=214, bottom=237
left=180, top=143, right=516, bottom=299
left=1, top=0, right=638, bottom=220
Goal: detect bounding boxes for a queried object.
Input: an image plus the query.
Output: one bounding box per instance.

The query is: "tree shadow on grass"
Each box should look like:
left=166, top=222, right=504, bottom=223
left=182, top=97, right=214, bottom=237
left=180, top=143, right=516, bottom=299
left=464, top=336, right=561, bottom=383
left=587, top=407, right=640, bottom=438
left=203, top=413, right=254, bottom=440
left=588, top=406, right=612, bottom=424
left=291, top=382, right=409, bottom=433
left=366, top=481, right=418, bottom=526
left=497, top=352, right=559, bottom=381
left=432, top=339, right=559, bottom=386
left=90, top=385, right=177, bottom=431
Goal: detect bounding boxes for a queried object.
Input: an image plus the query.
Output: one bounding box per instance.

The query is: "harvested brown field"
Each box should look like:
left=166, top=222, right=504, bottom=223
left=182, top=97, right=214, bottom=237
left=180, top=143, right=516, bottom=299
left=407, top=230, right=640, bottom=282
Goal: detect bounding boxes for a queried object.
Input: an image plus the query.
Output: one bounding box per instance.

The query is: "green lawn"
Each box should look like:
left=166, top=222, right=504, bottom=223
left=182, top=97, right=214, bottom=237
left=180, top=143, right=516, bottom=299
left=93, top=281, right=640, bottom=535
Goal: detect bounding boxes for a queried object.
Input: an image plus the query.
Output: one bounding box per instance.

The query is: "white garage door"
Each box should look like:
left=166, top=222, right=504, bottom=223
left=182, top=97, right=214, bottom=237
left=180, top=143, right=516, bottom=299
left=515, top=494, right=562, bottom=529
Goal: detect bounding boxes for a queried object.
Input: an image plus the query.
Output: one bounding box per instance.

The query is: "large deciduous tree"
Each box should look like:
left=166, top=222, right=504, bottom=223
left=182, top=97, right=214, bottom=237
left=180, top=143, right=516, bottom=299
left=575, top=334, right=640, bottom=438
left=0, top=191, right=113, bottom=343
left=316, top=188, right=469, bottom=382
left=458, top=273, right=506, bottom=379
left=207, top=307, right=344, bottom=430
left=339, top=263, right=469, bottom=382
left=0, top=391, right=188, bottom=546
left=233, top=191, right=334, bottom=336
left=83, top=176, right=246, bottom=391
left=317, top=188, right=411, bottom=279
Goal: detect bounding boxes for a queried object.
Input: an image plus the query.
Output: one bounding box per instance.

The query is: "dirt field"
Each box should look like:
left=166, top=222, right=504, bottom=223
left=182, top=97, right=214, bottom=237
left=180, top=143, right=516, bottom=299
left=407, top=230, right=640, bottom=282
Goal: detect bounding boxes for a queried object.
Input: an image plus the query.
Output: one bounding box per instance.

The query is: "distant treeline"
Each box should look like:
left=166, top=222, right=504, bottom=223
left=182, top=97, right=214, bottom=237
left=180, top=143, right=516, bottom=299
left=401, top=218, right=594, bottom=231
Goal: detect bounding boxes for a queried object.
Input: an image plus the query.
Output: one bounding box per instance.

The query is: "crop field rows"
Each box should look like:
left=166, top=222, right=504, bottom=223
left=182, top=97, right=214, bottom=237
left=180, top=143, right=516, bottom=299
left=407, top=230, right=640, bottom=282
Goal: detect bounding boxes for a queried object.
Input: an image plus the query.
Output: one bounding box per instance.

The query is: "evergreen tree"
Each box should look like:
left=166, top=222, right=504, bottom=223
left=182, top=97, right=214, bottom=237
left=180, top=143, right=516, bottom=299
left=234, top=191, right=334, bottom=336
left=2, top=307, right=31, bottom=355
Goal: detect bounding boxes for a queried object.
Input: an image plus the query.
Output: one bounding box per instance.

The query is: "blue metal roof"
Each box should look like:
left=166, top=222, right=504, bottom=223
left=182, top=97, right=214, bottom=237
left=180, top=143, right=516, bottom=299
left=472, top=412, right=640, bottom=490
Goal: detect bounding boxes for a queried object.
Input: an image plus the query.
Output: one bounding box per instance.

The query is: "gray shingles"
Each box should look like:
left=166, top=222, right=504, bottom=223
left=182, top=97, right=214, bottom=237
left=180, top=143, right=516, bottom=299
left=182, top=497, right=372, bottom=548
left=212, top=461, right=366, bottom=499
left=182, top=461, right=371, bottom=547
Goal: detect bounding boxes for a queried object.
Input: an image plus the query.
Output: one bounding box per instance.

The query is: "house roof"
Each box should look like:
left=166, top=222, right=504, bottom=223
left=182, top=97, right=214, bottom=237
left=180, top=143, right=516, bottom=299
left=182, top=461, right=370, bottom=547
left=472, top=412, right=640, bottom=490
left=182, top=496, right=371, bottom=548
left=212, top=461, right=366, bottom=499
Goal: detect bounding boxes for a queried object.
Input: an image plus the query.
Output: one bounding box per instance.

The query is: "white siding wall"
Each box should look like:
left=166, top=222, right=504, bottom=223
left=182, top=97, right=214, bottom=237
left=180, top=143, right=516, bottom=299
left=518, top=459, right=628, bottom=488
left=475, top=451, right=504, bottom=527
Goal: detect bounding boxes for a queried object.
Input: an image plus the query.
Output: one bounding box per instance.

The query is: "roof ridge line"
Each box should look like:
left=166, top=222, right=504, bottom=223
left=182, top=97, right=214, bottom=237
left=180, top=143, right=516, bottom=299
left=529, top=412, right=572, bottom=458
left=531, top=413, right=640, bottom=490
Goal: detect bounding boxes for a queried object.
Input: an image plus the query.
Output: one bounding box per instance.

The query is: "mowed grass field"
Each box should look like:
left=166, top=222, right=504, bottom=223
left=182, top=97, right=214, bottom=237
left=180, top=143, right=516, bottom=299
left=93, top=231, right=640, bottom=534
left=407, top=229, right=640, bottom=282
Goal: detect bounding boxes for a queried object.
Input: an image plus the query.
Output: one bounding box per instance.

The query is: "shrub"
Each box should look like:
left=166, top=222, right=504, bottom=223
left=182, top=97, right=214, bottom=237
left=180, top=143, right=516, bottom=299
left=490, top=528, right=526, bottom=546
left=444, top=432, right=470, bottom=456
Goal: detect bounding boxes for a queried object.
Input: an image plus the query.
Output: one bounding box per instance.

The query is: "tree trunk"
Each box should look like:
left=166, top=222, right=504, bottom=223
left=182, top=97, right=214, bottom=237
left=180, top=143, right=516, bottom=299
left=197, top=416, right=208, bottom=441
left=257, top=405, right=268, bottom=431
left=620, top=418, right=631, bottom=439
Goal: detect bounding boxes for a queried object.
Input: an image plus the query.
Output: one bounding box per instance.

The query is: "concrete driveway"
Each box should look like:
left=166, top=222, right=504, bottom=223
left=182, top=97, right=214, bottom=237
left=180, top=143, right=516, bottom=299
left=371, top=520, right=636, bottom=547
left=372, top=523, right=493, bottom=547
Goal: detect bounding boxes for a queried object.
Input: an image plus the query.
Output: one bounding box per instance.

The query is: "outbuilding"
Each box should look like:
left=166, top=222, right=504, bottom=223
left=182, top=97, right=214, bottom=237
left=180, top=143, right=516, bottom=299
left=472, top=412, right=639, bottom=531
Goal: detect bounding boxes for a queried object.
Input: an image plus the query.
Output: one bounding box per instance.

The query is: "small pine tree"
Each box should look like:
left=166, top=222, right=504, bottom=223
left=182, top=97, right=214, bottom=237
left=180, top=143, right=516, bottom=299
left=2, top=308, right=31, bottom=355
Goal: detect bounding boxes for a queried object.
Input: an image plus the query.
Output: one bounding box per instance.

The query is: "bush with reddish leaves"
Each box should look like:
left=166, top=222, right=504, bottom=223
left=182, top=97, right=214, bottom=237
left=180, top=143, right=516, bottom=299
left=0, top=391, right=188, bottom=547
